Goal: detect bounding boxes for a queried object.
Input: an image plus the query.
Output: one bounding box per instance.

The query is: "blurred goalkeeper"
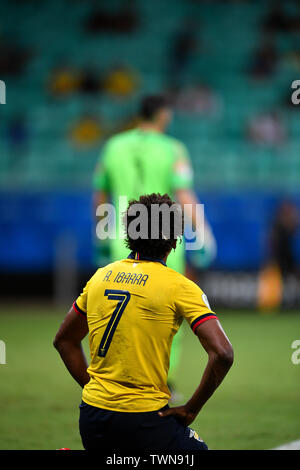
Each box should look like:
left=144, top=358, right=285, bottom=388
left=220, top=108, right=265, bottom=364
left=93, top=94, right=216, bottom=393
left=93, top=95, right=216, bottom=271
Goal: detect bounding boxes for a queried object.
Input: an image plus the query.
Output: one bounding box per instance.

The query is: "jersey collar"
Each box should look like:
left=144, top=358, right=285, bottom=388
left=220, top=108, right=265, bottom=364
left=127, top=252, right=166, bottom=267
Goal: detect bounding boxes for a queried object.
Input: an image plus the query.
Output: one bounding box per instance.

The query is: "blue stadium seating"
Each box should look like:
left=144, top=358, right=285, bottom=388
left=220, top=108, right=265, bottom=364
left=0, top=0, right=299, bottom=190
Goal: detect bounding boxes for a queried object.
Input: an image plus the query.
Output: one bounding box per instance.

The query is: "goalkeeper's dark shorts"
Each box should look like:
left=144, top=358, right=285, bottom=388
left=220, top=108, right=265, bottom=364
left=79, top=400, right=208, bottom=450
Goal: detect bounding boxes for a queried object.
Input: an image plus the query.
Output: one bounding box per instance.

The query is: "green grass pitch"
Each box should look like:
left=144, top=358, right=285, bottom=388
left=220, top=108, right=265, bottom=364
left=0, top=305, right=299, bottom=449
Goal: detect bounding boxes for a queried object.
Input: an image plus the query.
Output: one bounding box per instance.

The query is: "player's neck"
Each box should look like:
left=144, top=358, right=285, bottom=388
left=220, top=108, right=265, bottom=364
left=138, top=122, right=164, bottom=133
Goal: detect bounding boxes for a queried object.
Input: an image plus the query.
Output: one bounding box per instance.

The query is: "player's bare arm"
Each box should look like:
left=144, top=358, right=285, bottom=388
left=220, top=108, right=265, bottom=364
left=175, top=188, right=198, bottom=213
left=159, top=318, right=233, bottom=426
left=53, top=307, right=90, bottom=388
left=176, top=188, right=213, bottom=236
left=176, top=187, right=216, bottom=256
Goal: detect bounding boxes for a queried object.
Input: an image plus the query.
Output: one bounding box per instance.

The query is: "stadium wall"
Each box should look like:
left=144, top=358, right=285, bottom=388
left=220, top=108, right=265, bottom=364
left=2, top=190, right=300, bottom=272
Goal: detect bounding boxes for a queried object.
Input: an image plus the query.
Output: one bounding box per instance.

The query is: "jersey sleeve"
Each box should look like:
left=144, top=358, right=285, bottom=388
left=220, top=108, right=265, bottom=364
left=93, top=144, right=111, bottom=192
left=73, top=280, right=90, bottom=318
left=73, top=269, right=102, bottom=317
left=174, top=277, right=218, bottom=334
left=171, top=141, right=194, bottom=191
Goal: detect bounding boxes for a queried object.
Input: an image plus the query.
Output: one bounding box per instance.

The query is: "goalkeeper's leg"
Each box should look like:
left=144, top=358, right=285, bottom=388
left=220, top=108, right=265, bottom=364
left=167, top=246, right=185, bottom=399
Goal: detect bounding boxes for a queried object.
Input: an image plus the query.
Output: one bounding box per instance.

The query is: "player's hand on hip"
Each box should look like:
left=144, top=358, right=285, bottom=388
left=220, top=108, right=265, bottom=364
left=158, top=405, right=197, bottom=426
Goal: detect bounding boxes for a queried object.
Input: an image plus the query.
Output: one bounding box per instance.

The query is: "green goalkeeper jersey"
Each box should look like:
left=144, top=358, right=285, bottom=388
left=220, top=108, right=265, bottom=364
left=93, top=128, right=194, bottom=274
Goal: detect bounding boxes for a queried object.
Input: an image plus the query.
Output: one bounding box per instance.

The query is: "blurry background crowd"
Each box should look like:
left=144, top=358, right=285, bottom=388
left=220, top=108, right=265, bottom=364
left=1, top=0, right=300, bottom=308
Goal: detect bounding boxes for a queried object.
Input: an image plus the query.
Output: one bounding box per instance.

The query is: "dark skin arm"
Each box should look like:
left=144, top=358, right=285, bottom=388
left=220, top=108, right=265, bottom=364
left=159, top=318, right=233, bottom=426
left=53, top=307, right=90, bottom=388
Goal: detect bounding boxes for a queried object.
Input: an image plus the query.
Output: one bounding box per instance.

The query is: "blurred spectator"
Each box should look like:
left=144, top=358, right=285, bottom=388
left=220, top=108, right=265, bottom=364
left=263, top=1, right=298, bottom=33
left=102, top=64, right=140, bottom=98
left=0, top=36, right=31, bottom=76
left=270, top=201, right=300, bottom=276
left=168, top=84, right=222, bottom=116
left=79, top=67, right=102, bottom=95
left=7, top=114, right=29, bottom=166
left=69, top=114, right=104, bottom=148
left=169, top=19, right=198, bottom=88
left=85, top=0, right=138, bottom=33
left=248, top=36, right=277, bottom=80
left=247, top=111, right=287, bottom=146
left=257, top=200, right=300, bottom=310
left=48, top=63, right=79, bottom=97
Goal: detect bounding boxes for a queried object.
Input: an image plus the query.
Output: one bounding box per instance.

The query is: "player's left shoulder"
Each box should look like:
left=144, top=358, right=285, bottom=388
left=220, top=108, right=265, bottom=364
left=179, top=275, right=213, bottom=311
left=166, top=267, right=200, bottom=291
left=164, top=134, right=187, bottom=151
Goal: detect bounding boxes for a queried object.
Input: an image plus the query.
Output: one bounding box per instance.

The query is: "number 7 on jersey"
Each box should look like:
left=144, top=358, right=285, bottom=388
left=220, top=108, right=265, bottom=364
left=98, top=289, right=131, bottom=358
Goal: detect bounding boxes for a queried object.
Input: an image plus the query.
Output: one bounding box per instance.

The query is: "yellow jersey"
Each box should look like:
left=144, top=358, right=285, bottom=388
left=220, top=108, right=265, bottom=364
left=74, top=253, right=218, bottom=412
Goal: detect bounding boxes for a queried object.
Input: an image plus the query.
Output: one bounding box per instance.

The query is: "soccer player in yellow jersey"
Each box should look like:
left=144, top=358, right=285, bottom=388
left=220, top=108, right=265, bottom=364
left=93, top=95, right=217, bottom=399
left=54, top=193, right=233, bottom=450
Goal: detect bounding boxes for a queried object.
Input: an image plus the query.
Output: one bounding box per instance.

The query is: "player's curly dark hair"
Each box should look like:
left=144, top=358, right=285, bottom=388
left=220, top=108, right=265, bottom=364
left=123, top=193, right=183, bottom=259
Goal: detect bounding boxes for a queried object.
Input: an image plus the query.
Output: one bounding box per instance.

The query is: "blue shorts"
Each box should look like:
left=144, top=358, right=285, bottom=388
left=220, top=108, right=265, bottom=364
left=79, top=401, right=208, bottom=451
